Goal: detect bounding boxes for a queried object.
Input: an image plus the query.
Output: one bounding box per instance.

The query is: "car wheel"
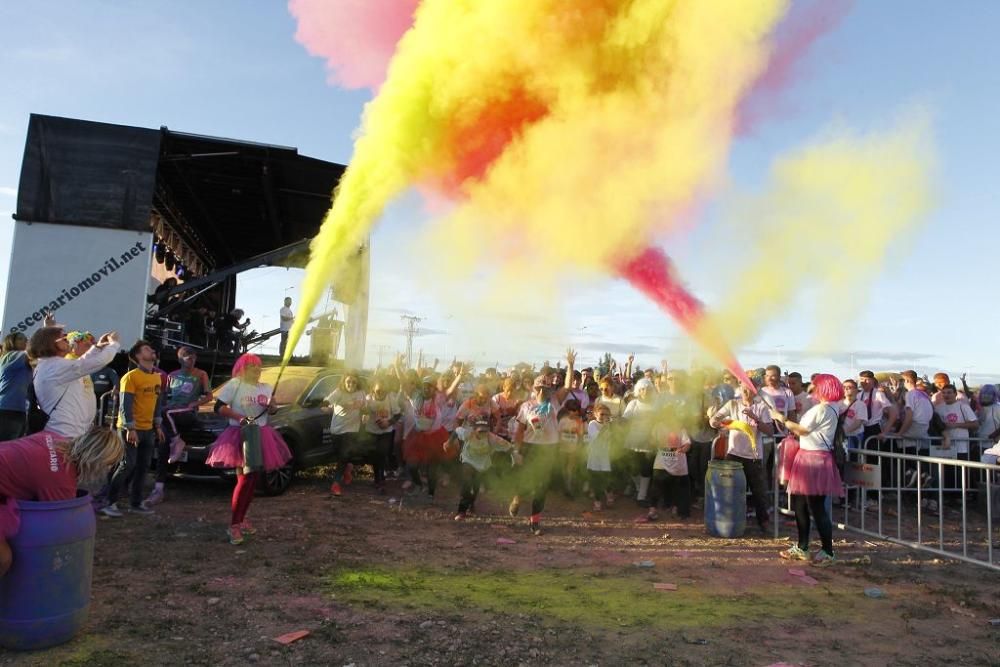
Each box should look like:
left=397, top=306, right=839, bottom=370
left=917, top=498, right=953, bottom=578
left=261, top=464, right=294, bottom=496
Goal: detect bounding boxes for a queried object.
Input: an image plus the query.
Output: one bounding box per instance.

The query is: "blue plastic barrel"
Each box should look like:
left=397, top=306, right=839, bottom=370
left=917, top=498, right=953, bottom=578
left=705, top=460, right=747, bottom=538
left=0, top=490, right=96, bottom=650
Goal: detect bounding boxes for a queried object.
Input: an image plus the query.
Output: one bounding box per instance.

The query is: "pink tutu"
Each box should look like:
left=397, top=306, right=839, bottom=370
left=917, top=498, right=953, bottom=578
left=787, top=449, right=844, bottom=497
left=206, top=425, right=292, bottom=472
left=0, top=499, right=20, bottom=540
left=778, top=435, right=800, bottom=486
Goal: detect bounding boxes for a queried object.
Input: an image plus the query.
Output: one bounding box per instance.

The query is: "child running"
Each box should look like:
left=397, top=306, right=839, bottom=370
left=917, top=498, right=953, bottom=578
left=586, top=403, right=614, bottom=511
left=449, top=418, right=518, bottom=520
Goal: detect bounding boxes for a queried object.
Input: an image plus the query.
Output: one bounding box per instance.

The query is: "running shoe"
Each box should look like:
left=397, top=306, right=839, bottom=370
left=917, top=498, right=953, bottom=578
left=129, top=502, right=154, bottom=515
left=99, top=503, right=123, bottom=518
left=240, top=520, right=257, bottom=535
left=529, top=521, right=543, bottom=536
left=227, top=526, right=244, bottom=545
left=780, top=545, right=809, bottom=561
left=812, top=550, right=835, bottom=567
left=454, top=512, right=467, bottom=521
left=330, top=482, right=343, bottom=497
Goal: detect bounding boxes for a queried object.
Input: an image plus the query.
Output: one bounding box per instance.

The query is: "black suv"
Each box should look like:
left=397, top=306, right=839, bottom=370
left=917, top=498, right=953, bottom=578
left=169, top=366, right=361, bottom=495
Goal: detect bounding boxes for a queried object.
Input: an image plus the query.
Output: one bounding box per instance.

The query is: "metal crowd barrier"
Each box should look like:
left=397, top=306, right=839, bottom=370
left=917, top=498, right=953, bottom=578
left=769, top=433, right=1000, bottom=571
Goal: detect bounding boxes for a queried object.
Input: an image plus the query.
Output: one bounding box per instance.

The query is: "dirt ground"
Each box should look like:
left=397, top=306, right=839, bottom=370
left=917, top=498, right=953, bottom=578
left=2, top=470, right=1000, bottom=667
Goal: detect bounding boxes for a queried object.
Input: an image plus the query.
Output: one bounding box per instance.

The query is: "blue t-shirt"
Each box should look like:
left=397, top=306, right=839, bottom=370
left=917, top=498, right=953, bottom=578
left=0, top=351, right=32, bottom=412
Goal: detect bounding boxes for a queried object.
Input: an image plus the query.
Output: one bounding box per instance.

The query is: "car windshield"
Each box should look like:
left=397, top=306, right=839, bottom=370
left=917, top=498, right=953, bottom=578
left=209, top=367, right=313, bottom=406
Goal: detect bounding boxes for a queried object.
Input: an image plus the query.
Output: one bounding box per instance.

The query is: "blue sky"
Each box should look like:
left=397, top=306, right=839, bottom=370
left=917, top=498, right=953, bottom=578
left=0, top=2, right=997, bottom=381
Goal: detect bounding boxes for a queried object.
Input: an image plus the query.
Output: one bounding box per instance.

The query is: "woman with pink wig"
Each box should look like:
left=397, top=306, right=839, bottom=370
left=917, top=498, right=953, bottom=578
left=206, top=353, right=292, bottom=545
left=769, top=373, right=844, bottom=567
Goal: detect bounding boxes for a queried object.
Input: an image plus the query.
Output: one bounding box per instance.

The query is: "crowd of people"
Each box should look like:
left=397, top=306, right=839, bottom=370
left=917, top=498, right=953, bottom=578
left=2, top=315, right=1000, bottom=571
left=318, top=351, right=1000, bottom=565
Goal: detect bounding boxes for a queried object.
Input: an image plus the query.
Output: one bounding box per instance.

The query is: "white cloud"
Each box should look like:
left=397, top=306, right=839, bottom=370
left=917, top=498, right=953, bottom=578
left=0, top=187, right=16, bottom=198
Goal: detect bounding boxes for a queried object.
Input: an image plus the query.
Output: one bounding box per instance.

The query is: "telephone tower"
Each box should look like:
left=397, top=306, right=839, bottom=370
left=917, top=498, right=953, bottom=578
left=401, top=315, right=422, bottom=369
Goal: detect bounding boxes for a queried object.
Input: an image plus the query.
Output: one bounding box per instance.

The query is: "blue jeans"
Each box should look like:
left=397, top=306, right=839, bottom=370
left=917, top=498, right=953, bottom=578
left=107, top=429, right=155, bottom=507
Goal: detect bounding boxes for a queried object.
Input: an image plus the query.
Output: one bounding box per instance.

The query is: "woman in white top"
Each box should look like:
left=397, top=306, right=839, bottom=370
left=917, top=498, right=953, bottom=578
left=769, top=374, right=844, bottom=567
left=364, top=378, right=400, bottom=494
left=206, top=354, right=291, bottom=545
left=28, top=326, right=121, bottom=438
left=323, top=372, right=366, bottom=497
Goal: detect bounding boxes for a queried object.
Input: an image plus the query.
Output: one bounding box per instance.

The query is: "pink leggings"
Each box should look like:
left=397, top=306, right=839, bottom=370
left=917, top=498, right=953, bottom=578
left=231, top=472, right=258, bottom=526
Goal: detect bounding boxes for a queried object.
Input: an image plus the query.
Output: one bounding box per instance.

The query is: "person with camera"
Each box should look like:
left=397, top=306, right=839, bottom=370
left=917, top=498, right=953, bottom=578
left=29, top=321, right=121, bottom=438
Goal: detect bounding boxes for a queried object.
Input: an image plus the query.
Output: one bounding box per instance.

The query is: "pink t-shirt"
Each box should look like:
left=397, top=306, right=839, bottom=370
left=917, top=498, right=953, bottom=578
left=0, top=432, right=79, bottom=502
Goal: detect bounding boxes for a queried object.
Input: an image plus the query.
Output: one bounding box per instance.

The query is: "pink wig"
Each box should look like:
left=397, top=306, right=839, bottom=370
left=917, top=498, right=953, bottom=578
left=231, top=353, right=262, bottom=378
left=811, top=373, right=844, bottom=403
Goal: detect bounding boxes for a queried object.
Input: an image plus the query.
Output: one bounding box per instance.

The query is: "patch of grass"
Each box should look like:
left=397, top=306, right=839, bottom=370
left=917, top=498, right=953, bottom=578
left=58, top=648, right=130, bottom=667
left=324, top=566, right=858, bottom=629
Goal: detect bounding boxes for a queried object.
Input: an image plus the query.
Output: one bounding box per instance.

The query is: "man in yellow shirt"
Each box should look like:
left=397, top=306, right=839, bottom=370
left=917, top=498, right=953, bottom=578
left=100, top=341, right=164, bottom=518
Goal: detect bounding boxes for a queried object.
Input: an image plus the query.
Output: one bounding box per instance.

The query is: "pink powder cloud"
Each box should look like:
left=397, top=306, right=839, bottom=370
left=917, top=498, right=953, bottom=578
left=737, top=0, right=853, bottom=134
left=288, top=0, right=418, bottom=90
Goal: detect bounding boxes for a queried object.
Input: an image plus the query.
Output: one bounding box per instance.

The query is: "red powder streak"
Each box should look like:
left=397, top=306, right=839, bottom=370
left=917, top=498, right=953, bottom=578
left=434, top=89, right=549, bottom=194
left=617, top=247, right=755, bottom=392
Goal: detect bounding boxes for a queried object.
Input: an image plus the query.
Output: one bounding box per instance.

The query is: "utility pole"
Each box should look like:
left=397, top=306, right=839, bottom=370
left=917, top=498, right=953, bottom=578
left=401, top=315, right=422, bottom=369
left=376, top=344, right=391, bottom=368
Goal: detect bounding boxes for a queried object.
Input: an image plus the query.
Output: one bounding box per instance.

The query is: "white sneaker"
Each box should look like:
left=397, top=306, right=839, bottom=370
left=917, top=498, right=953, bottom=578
left=129, top=502, right=155, bottom=515
left=99, top=503, right=123, bottom=518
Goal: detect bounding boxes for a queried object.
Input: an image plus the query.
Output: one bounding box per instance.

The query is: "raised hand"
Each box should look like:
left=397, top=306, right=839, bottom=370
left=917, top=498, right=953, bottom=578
left=566, top=348, right=577, bottom=367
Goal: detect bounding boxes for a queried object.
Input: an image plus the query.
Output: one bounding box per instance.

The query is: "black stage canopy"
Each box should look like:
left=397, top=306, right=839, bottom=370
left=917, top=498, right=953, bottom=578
left=15, top=114, right=345, bottom=273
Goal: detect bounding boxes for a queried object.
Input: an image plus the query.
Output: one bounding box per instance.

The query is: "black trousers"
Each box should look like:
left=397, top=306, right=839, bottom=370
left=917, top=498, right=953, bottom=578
left=649, top=470, right=691, bottom=517
left=725, top=454, right=770, bottom=528
left=458, top=463, right=483, bottom=513
left=792, top=493, right=833, bottom=554
left=689, top=440, right=713, bottom=497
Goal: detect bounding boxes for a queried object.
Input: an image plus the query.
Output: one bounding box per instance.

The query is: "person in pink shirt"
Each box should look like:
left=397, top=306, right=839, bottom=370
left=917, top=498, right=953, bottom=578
left=0, top=427, right=122, bottom=577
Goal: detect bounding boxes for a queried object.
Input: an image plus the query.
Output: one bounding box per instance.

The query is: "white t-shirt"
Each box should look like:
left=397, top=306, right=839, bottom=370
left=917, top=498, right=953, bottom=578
left=978, top=403, right=1000, bottom=445
left=564, top=387, right=590, bottom=411
left=904, top=389, right=934, bottom=425
left=860, top=389, right=893, bottom=427
left=516, top=398, right=561, bottom=445
left=934, top=400, right=978, bottom=454
left=325, top=389, right=365, bottom=434
left=761, top=386, right=795, bottom=436
left=798, top=403, right=839, bottom=452
left=595, top=394, right=625, bottom=419
left=365, top=394, right=399, bottom=435
left=454, top=427, right=510, bottom=472
left=651, top=425, right=691, bottom=475
left=586, top=421, right=612, bottom=472
left=34, top=342, right=121, bottom=438
left=711, top=399, right=772, bottom=460
left=216, top=379, right=272, bottom=427
left=838, top=398, right=869, bottom=438
left=279, top=306, right=294, bottom=333
left=794, top=391, right=815, bottom=417
left=761, top=386, right=795, bottom=416
left=622, top=398, right=659, bottom=452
